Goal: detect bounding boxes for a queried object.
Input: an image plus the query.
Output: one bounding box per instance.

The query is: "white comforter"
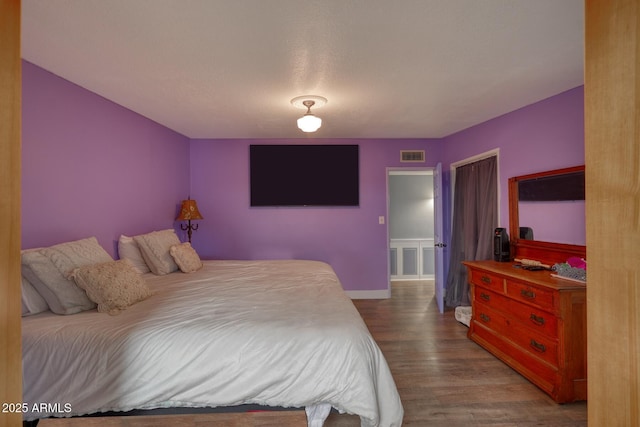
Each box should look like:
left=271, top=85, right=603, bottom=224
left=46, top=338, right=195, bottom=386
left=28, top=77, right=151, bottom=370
left=22, top=260, right=403, bottom=426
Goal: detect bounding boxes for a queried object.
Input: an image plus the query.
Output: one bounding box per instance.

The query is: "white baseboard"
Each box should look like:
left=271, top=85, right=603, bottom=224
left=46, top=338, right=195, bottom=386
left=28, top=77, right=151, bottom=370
left=346, top=289, right=391, bottom=299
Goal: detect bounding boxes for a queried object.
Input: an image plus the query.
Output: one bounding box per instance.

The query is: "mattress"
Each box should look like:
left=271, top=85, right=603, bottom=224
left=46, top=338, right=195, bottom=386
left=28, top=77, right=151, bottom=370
left=22, top=260, right=403, bottom=426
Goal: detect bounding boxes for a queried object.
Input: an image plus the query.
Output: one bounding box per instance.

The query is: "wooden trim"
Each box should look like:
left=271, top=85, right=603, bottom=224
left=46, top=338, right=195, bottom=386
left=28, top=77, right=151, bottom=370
left=508, top=175, right=519, bottom=245
left=508, top=165, right=585, bottom=183
left=585, top=0, right=640, bottom=425
left=0, top=1, right=22, bottom=426
left=508, top=165, right=586, bottom=266
left=512, top=239, right=586, bottom=269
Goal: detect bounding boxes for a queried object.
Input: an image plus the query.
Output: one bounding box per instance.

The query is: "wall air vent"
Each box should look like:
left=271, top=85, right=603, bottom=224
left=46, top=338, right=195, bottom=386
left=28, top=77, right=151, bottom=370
left=400, top=150, right=425, bottom=163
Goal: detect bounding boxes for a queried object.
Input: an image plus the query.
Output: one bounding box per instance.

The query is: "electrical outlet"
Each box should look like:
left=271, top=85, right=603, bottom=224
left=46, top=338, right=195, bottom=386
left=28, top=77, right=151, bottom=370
left=379, top=216, right=385, bottom=225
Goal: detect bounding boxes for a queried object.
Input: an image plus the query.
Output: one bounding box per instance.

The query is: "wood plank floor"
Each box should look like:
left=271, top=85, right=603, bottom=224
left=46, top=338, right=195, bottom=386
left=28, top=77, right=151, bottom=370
left=38, top=281, right=586, bottom=427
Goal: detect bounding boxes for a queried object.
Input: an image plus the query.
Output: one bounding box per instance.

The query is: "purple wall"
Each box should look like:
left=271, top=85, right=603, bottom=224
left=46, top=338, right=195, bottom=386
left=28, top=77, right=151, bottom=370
left=188, top=88, right=584, bottom=292
left=21, top=59, right=584, bottom=292
left=22, top=61, right=191, bottom=257
left=189, top=139, right=442, bottom=292
left=441, top=86, right=585, bottom=238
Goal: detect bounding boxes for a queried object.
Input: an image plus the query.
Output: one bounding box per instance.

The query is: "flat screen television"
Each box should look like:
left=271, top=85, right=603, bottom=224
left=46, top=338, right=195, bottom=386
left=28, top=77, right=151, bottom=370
left=250, top=144, right=359, bottom=207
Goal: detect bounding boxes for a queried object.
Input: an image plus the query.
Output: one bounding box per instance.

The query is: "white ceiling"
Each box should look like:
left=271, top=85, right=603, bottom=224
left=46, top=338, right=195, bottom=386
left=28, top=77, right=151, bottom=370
left=21, top=0, right=584, bottom=139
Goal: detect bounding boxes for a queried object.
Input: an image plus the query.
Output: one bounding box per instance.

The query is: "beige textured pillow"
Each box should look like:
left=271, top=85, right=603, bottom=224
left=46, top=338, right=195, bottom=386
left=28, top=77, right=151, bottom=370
left=133, top=229, right=181, bottom=275
left=70, top=260, right=153, bottom=315
left=170, top=242, right=203, bottom=273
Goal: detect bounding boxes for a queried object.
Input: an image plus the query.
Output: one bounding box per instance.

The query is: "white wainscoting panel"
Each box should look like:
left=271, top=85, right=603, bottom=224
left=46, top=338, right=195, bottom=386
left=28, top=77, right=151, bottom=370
left=390, top=239, right=435, bottom=280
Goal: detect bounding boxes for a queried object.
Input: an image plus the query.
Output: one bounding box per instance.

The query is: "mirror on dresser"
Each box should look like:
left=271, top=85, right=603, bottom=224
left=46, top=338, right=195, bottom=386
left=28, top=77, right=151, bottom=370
left=508, top=165, right=586, bottom=266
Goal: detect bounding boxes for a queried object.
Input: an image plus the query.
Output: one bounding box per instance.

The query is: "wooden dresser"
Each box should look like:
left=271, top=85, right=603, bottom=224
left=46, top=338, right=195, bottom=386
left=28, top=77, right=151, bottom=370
left=463, top=260, right=587, bottom=403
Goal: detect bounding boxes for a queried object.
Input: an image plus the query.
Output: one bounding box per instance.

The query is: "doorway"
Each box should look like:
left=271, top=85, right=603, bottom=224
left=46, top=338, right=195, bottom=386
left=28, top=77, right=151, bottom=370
left=388, top=170, right=435, bottom=281
left=445, top=151, right=499, bottom=308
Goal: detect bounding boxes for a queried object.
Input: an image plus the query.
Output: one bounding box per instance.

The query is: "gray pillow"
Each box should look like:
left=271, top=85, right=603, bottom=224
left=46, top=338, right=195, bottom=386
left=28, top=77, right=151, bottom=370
left=21, top=237, right=113, bottom=315
left=117, top=234, right=151, bottom=274
left=134, top=229, right=181, bottom=275
left=21, top=275, right=49, bottom=316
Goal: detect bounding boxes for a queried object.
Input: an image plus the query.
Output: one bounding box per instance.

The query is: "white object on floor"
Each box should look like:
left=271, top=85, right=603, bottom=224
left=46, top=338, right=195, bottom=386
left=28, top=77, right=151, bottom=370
left=455, top=305, right=472, bottom=327
left=306, top=403, right=332, bottom=427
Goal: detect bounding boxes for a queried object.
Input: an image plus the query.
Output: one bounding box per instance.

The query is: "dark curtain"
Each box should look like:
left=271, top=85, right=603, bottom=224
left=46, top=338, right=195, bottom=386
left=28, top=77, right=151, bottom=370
left=444, top=156, right=497, bottom=307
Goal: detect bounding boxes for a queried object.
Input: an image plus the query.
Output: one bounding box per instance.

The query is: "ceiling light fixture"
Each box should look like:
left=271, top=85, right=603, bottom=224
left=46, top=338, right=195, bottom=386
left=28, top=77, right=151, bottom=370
left=291, top=95, right=327, bottom=133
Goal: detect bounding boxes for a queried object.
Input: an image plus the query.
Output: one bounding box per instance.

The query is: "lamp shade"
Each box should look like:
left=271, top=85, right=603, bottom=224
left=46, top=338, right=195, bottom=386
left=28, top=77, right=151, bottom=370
left=297, top=113, right=322, bottom=132
left=176, top=199, right=203, bottom=221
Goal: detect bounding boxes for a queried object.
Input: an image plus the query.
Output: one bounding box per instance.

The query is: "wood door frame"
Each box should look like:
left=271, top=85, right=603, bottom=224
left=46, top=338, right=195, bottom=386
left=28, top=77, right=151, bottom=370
left=585, top=0, right=640, bottom=424
left=0, top=1, right=23, bottom=426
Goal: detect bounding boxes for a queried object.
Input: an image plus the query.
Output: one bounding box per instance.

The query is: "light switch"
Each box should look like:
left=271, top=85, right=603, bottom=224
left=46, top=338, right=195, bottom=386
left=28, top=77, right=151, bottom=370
left=379, top=216, right=385, bottom=224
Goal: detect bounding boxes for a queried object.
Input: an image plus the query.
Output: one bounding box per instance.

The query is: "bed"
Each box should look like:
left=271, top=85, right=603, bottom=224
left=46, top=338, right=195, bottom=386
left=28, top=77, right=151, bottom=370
left=20, top=232, right=404, bottom=427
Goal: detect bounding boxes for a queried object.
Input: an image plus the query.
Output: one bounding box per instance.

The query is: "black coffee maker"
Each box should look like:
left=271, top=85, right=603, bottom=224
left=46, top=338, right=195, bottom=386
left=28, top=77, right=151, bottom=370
left=493, top=228, right=510, bottom=262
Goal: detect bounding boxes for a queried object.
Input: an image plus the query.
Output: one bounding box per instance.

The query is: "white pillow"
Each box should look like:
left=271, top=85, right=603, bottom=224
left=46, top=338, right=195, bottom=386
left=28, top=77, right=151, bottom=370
left=21, top=237, right=113, bottom=315
left=70, top=259, right=153, bottom=315
left=118, top=235, right=151, bottom=274
left=21, top=275, right=49, bottom=316
left=133, top=229, right=181, bottom=275
left=170, top=242, right=203, bottom=273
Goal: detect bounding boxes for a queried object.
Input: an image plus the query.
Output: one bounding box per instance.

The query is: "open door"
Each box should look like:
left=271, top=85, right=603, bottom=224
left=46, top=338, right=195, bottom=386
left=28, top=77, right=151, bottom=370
left=433, top=163, right=445, bottom=313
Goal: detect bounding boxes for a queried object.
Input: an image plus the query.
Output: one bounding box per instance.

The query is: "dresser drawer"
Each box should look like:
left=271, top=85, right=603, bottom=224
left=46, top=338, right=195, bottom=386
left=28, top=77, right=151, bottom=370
left=474, top=287, right=504, bottom=307
left=470, top=324, right=557, bottom=396
left=469, top=269, right=503, bottom=292
left=507, top=317, right=558, bottom=367
left=474, top=287, right=558, bottom=338
left=506, top=299, right=558, bottom=338
left=474, top=301, right=558, bottom=367
left=473, top=300, right=507, bottom=336
left=506, top=279, right=556, bottom=311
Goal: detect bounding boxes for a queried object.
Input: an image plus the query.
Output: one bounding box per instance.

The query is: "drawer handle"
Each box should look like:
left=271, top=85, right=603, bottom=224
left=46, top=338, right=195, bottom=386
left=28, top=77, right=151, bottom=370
left=481, top=276, right=492, bottom=284
left=530, top=339, right=547, bottom=353
left=480, top=292, right=491, bottom=302
left=521, top=289, right=536, bottom=299
left=480, top=313, right=491, bottom=323
left=530, top=313, right=545, bottom=326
